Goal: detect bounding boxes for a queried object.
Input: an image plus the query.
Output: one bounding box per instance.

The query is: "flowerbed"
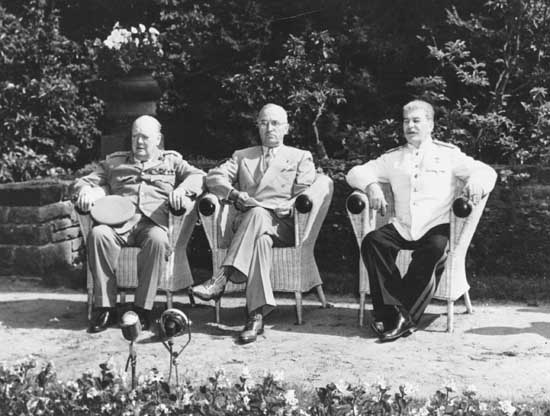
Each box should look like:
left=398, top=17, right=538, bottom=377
left=0, top=358, right=545, bottom=416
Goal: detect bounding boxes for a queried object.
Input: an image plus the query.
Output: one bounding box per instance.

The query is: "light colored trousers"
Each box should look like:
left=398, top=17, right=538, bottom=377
left=87, top=216, right=170, bottom=310
left=222, top=207, right=293, bottom=314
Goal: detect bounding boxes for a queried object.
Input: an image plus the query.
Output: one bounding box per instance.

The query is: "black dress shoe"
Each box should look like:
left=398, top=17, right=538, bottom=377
left=88, top=309, right=116, bottom=333
left=370, top=320, right=386, bottom=336
left=238, top=313, right=264, bottom=344
left=379, top=312, right=417, bottom=342
left=134, top=307, right=153, bottom=331
left=191, top=271, right=227, bottom=301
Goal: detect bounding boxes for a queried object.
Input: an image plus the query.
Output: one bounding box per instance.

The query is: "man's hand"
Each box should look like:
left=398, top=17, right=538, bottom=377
left=169, top=189, right=193, bottom=212
left=75, top=187, right=105, bottom=213
left=366, top=183, right=388, bottom=216
left=463, top=181, right=484, bottom=205
left=229, top=189, right=251, bottom=212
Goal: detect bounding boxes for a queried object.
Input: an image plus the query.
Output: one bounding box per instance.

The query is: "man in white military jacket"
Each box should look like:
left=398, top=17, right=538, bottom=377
left=346, top=100, right=497, bottom=342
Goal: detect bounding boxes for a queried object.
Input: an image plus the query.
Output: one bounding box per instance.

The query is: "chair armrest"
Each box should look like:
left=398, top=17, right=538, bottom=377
left=294, top=174, right=334, bottom=246
left=75, top=209, right=94, bottom=246
left=449, top=192, right=490, bottom=255
left=168, top=199, right=198, bottom=249
left=198, top=193, right=237, bottom=249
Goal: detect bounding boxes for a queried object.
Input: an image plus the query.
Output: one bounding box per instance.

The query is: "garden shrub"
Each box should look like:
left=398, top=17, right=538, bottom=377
left=0, top=1, right=103, bottom=183
left=0, top=358, right=545, bottom=416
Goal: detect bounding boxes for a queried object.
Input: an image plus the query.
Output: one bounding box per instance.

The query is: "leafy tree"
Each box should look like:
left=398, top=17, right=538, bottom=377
left=0, top=1, right=102, bottom=182
left=224, top=30, right=345, bottom=158
left=409, top=0, right=550, bottom=164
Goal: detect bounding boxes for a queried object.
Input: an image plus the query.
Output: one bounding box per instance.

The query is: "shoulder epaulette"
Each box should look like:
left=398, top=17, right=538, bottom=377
left=162, top=150, right=183, bottom=159
left=433, top=140, right=458, bottom=149
left=106, top=151, right=131, bottom=160
left=384, top=145, right=404, bottom=154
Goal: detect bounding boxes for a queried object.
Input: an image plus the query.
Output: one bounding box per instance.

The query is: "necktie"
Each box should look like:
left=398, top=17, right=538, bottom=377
left=263, top=148, right=274, bottom=173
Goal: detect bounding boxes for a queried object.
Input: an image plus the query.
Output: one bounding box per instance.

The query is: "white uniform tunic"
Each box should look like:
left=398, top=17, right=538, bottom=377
left=346, top=139, right=497, bottom=240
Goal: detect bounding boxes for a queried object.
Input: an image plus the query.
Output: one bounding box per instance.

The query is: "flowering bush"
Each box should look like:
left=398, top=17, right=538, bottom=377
left=0, top=358, right=547, bottom=416
left=91, top=22, right=164, bottom=79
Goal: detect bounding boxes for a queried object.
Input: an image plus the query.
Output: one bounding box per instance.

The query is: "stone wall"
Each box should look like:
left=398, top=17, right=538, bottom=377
left=0, top=180, right=84, bottom=287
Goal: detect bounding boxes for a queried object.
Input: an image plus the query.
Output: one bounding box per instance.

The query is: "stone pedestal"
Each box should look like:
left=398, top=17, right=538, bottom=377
left=100, top=73, right=162, bottom=158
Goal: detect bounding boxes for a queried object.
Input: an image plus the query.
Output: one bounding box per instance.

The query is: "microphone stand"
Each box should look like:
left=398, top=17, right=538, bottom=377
left=125, top=340, right=137, bottom=389
left=161, top=326, right=191, bottom=386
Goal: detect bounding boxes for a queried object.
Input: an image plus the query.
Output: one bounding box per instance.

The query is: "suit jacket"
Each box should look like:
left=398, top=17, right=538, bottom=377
left=205, top=145, right=316, bottom=210
left=74, top=150, right=205, bottom=229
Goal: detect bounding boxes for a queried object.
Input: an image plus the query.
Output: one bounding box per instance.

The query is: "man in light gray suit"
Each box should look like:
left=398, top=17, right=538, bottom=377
left=192, top=103, right=316, bottom=343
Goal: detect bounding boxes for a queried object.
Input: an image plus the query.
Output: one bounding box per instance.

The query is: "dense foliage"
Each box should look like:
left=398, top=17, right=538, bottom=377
left=0, top=358, right=544, bottom=415
left=0, top=2, right=103, bottom=183
left=1, top=0, right=550, bottom=181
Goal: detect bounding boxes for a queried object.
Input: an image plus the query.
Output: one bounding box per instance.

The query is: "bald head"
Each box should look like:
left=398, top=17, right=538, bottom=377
left=257, top=104, right=288, bottom=124
left=131, top=115, right=162, bottom=161
left=257, top=103, right=289, bottom=148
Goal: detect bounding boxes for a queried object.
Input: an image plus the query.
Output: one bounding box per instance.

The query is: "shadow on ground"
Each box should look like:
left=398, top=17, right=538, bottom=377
left=466, top=322, right=550, bottom=339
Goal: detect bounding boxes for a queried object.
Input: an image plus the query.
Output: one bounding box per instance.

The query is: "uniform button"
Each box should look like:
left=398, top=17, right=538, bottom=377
left=413, top=188, right=417, bottom=192
left=414, top=164, right=418, bottom=168
left=414, top=174, right=418, bottom=178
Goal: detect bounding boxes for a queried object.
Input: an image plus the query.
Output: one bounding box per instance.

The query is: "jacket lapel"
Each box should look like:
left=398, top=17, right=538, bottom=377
left=256, top=145, right=291, bottom=192
left=242, top=146, right=263, bottom=184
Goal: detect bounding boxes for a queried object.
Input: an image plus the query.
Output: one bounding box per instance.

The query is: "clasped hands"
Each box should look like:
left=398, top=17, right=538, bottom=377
left=365, top=181, right=484, bottom=216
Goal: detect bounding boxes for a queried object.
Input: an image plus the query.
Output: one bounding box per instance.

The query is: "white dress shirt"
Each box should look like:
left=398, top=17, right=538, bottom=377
left=346, top=139, right=497, bottom=240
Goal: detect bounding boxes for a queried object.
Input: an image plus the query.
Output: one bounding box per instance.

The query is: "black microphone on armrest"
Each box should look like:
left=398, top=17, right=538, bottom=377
left=452, top=197, right=472, bottom=218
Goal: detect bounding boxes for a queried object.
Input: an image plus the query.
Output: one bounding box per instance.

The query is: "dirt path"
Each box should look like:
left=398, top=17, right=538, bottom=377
left=0, top=278, right=549, bottom=401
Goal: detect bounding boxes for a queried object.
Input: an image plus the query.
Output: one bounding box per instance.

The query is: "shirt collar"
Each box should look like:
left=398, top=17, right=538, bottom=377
left=406, top=138, right=433, bottom=153
left=262, top=144, right=282, bottom=156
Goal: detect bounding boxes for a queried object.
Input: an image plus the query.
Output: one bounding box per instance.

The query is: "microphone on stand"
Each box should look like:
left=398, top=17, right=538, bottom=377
left=120, top=311, right=141, bottom=389
left=159, top=308, right=191, bottom=386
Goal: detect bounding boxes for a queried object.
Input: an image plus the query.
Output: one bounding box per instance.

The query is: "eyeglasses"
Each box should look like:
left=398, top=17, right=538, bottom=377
left=257, top=120, right=287, bottom=129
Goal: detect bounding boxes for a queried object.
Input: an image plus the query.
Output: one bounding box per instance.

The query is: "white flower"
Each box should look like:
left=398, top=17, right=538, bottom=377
left=498, top=400, right=516, bottom=416
left=400, top=382, right=417, bottom=396
left=284, top=389, right=299, bottom=408
left=86, top=387, right=100, bottom=398
left=241, top=365, right=251, bottom=380
left=131, top=26, right=138, bottom=34
left=149, top=27, right=160, bottom=36
left=272, top=370, right=285, bottom=383
left=155, top=403, right=169, bottom=415
left=139, top=23, right=146, bottom=33
left=479, top=402, right=488, bottom=412
left=243, top=395, right=250, bottom=406
left=374, top=377, right=390, bottom=391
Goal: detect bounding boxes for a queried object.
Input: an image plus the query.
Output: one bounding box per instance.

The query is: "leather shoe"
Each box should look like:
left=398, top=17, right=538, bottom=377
left=88, top=308, right=116, bottom=333
left=191, top=270, right=227, bottom=301
left=370, top=320, right=386, bottom=337
left=238, top=312, right=264, bottom=344
left=379, top=311, right=416, bottom=342
left=134, top=307, right=153, bottom=331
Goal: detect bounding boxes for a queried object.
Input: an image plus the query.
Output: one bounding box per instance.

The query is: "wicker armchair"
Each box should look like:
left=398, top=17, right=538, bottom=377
left=198, top=174, right=334, bottom=324
left=76, top=204, right=198, bottom=320
left=346, top=180, right=490, bottom=332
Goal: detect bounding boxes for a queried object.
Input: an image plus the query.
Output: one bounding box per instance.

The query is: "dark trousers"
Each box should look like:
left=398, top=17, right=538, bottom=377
left=361, top=223, right=449, bottom=324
